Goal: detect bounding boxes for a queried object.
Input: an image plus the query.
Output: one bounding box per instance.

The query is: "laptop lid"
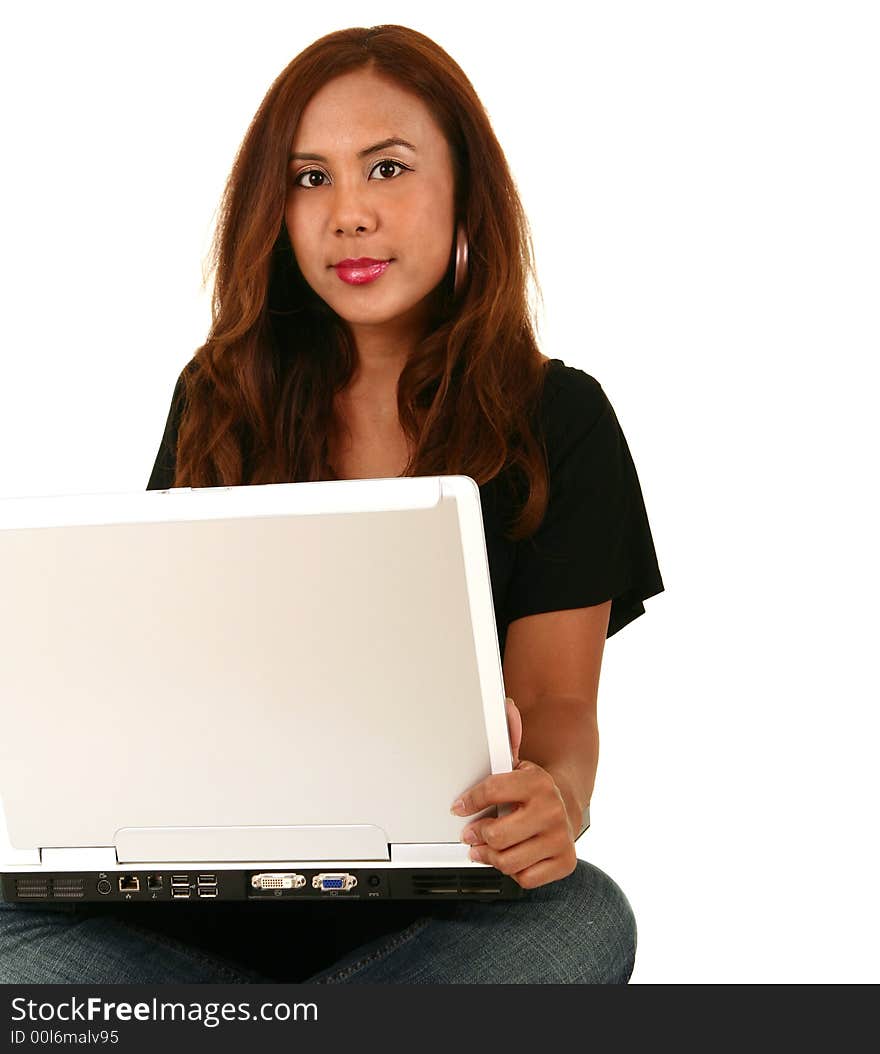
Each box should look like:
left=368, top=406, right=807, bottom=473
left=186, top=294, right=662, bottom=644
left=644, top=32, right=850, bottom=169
left=0, top=476, right=512, bottom=865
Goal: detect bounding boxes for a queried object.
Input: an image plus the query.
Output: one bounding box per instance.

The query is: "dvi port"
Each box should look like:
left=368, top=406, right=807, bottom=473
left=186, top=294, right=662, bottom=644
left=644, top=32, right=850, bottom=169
left=251, top=872, right=306, bottom=890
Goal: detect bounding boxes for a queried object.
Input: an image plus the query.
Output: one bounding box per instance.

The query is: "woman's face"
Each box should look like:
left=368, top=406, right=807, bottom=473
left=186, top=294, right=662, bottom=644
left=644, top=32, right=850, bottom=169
left=285, top=68, right=457, bottom=341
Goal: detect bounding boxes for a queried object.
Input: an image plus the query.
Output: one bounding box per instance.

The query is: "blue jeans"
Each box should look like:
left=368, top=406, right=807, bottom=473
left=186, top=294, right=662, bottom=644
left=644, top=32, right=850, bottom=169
left=0, top=860, right=635, bottom=983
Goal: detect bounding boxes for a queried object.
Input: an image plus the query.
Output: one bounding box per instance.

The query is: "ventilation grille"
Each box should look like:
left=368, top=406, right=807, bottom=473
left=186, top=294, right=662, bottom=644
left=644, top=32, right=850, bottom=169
left=51, top=877, right=85, bottom=898
left=411, top=872, right=503, bottom=896
left=459, top=874, right=503, bottom=895
left=15, top=876, right=85, bottom=900
left=15, top=877, right=49, bottom=899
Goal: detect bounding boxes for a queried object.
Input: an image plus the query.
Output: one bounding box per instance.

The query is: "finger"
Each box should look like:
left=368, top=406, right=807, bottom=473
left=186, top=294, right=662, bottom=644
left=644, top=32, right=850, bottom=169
left=451, top=767, right=536, bottom=815
left=511, top=849, right=579, bottom=890
left=460, top=798, right=559, bottom=851
left=468, top=831, right=569, bottom=879
left=471, top=838, right=578, bottom=888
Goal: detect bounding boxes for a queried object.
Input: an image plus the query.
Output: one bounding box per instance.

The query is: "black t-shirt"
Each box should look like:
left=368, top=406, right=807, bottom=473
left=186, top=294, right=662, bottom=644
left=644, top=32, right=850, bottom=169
left=147, top=358, right=664, bottom=660
left=140, top=356, right=663, bottom=977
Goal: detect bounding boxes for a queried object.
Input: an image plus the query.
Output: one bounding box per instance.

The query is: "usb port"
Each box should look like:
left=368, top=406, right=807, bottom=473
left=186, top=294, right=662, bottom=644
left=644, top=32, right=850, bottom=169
left=197, top=874, right=217, bottom=885
left=171, top=874, right=189, bottom=884
left=197, top=888, right=218, bottom=898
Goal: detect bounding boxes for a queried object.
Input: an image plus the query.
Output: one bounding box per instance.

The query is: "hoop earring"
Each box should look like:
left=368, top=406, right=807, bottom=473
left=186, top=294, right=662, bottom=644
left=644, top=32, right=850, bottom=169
left=453, top=222, right=469, bottom=299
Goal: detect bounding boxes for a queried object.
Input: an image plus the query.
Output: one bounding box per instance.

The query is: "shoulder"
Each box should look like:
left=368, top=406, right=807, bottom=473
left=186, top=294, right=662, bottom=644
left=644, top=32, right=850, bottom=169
left=541, top=358, right=608, bottom=421
left=167, top=358, right=199, bottom=419
left=539, top=358, right=612, bottom=465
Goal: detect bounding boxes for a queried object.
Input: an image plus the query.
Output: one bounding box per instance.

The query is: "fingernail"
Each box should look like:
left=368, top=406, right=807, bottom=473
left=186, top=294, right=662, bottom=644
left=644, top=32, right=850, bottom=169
left=450, top=799, right=466, bottom=815
left=460, top=828, right=477, bottom=844
left=469, top=847, right=483, bottom=862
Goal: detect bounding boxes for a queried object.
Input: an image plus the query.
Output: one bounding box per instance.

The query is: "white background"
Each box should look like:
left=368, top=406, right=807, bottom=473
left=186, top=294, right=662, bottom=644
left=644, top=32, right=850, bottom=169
left=2, top=1, right=877, bottom=983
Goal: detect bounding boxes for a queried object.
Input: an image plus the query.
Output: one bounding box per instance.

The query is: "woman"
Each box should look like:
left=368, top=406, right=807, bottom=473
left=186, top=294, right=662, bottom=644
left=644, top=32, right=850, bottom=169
left=0, top=24, right=663, bottom=984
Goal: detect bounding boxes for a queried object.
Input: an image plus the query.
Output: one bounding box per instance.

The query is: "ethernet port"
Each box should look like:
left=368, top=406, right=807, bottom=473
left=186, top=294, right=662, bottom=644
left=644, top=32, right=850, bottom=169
left=147, top=875, right=163, bottom=891
left=118, top=875, right=140, bottom=893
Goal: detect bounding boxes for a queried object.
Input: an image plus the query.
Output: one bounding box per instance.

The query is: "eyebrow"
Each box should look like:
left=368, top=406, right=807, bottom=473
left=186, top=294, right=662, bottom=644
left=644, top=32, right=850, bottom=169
left=289, top=136, right=417, bottom=163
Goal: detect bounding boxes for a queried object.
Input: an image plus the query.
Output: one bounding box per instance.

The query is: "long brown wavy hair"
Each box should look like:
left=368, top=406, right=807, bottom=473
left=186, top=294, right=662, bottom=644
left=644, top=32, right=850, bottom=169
left=172, top=23, right=551, bottom=541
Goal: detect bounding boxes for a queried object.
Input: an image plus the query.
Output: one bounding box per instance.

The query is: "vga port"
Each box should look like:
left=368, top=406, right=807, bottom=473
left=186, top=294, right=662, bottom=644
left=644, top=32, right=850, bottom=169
left=250, top=872, right=306, bottom=890
left=312, top=872, right=357, bottom=892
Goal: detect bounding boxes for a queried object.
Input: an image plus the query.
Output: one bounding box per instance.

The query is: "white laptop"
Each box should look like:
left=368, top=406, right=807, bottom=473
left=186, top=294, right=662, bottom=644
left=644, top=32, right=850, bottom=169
left=0, top=476, right=523, bottom=905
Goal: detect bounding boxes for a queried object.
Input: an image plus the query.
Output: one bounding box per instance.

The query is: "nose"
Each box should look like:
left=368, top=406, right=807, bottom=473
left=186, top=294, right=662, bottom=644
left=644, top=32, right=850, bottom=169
left=329, top=179, right=379, bottom=237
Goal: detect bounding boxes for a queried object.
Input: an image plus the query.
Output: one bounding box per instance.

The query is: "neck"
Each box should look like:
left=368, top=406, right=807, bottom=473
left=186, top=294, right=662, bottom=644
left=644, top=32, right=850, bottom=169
left=341, top=282, right=444, bottom=396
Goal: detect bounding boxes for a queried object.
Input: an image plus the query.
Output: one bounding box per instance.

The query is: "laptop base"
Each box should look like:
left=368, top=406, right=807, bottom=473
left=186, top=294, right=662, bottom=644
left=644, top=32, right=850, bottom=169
left=2, top=866, right=525, bottom=904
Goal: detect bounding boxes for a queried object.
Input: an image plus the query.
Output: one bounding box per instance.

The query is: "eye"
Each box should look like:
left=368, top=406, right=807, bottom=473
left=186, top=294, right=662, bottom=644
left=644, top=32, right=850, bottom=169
left=291, top=159, right=410, bottom=189
left=369, top=159, right=408, bottom=181
left=293, top=169, right=329, bottom=189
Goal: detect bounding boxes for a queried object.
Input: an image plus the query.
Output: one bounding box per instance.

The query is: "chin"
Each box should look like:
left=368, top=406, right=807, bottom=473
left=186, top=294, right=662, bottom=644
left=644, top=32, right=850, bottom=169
left=326, top=288, right=427, bottom=324
left=333, top=305, right=412, bottom=328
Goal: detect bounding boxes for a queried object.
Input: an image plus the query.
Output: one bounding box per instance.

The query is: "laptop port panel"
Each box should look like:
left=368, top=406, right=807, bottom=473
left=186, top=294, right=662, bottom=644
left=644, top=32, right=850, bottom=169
left=2, top=867, right=524, bottom=903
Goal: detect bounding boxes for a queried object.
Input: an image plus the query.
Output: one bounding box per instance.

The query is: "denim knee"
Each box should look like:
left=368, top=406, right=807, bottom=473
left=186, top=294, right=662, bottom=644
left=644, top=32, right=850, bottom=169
left=560, top=860, right=636, bottom=982
left=525, top=858, right=637, bottom=983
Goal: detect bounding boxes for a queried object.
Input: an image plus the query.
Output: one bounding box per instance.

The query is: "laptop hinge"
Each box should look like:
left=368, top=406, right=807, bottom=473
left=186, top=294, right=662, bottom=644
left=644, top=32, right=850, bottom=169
left=391, top=843, right=474, bottom=864
left=40, top=847, right=119, bottom=870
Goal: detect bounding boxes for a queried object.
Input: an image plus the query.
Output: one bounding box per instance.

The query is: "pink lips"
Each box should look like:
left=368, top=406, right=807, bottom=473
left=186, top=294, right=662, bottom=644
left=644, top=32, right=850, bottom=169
left=333, top=259, right=392, bottom=285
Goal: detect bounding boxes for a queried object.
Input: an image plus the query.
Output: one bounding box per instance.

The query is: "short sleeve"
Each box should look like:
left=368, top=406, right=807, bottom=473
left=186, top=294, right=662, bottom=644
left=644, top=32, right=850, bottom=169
left=146, top=371, right=187, bottom=491
left=505, top=376, right=664, bottom=638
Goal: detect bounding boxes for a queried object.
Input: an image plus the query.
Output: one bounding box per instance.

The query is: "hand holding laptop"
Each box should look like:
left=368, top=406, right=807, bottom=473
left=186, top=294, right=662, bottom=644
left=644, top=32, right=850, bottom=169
left=451, top=695, right=581, bottom=888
